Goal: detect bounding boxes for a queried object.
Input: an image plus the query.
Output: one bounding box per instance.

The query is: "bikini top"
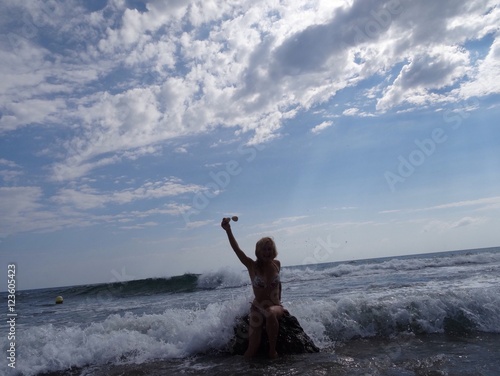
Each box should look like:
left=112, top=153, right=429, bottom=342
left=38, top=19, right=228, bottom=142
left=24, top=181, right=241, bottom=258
left=252, top=262, right=280, bottom=289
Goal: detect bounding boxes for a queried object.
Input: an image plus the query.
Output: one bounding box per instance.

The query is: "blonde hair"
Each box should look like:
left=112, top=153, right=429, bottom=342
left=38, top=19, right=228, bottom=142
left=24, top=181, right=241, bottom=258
left=255, top=237, right=278, bottom=260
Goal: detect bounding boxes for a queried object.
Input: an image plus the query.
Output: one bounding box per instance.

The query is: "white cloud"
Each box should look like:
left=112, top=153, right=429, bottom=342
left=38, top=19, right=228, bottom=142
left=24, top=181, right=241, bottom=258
left=413, top=196, right=500, bottom=212
left=129, top=203, right=192, bottom=218
left=0, top=186, right=66, bottom=236
left=376, top=46, right=471, bottom=111
left=0, top=159, right=20, bottom=168
left=450, top=217, right=484, bottom=228
left=311, top=121, right=334, bottom=134
left=0, top=186, right=42, bottom=215
left=381, top=196, right=500, bottom=217
left=458, top=35, right=500, bottom=98
left=52, top=178, right=205, bottom=210
left=270, top=216, right=309, bottom=226
left=120, top=221, right=158, bottom=230
left=334, top=206, right=358, bottom=211
left=1, top=98, right=67, bottom=132
left=422, top=216, right=486, bottom=233
left=1, top=0, right=498, bottom=181
left=0, top=180, right=199, bottom=236
left=342, top=108, right=360, bottom=116
left=185, top=219, right=213, bottom=230
left=0, top=170, right=23, bottom=182
left=379, top=209, right=401, bottom=214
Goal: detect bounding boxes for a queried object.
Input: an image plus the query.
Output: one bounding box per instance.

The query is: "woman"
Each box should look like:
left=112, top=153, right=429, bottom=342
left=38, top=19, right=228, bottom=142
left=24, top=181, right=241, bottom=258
left=221, top=217, right=285, bottom=359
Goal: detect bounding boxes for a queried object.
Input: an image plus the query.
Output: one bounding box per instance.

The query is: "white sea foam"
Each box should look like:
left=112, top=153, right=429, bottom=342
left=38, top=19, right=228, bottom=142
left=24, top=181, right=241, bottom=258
left=15, top=283, right=500, bottom=375
left=2, top=249, right=499, bottom=375
left=196, top=267, right=248, bottom=290
left=8, top=296, right=250, bottom=376
left=284, top=250, right=500, bottom=281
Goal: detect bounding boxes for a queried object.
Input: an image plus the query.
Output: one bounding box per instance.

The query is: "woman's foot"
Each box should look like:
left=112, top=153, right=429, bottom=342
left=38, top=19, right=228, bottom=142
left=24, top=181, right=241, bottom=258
left=268, top=350, right=279, bottom=359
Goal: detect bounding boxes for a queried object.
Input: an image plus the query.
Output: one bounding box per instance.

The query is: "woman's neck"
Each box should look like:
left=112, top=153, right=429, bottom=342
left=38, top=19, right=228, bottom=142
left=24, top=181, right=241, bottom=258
left=257, top=258, right=273, bottom=265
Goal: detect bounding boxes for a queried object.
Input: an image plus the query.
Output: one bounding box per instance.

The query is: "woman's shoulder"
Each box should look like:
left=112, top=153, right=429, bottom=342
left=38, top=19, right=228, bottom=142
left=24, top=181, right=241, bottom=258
left=273, top=259, right=281, bottom=269
left=247, top=259, right=258, bottom=272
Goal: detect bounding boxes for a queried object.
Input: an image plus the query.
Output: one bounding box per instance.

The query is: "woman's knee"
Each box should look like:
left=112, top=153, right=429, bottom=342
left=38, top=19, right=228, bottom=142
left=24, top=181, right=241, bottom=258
left=265, top=306, right=284, bottom=320
left=249, top=311, right=264, bottom=329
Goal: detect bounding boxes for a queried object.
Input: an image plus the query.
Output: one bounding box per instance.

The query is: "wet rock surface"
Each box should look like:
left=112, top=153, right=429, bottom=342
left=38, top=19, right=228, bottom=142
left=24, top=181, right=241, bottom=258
left=229, top=311, right=320, bottom=356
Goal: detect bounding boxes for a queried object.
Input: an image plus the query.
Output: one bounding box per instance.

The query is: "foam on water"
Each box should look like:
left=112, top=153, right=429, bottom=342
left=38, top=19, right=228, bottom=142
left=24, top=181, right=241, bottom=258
left=5, top=295, right=251, bottom=375
left=196, top=267, right=249, bottom=290
left=286, top=249, right=500, bottom=280
left=14, top=280, right=498, bottom=375
left=281, top=251, right=500, bottom=348
left=2, top=248, right=499, bottom=375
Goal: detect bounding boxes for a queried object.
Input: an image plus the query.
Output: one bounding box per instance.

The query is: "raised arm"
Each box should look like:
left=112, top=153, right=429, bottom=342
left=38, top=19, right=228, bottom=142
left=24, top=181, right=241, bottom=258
left=221, top=218, right=253, bottom=269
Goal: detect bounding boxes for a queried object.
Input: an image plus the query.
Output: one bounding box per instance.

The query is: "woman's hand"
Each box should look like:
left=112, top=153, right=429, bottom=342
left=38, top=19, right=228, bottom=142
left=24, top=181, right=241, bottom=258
left=221, top=217, right=231, bottom=231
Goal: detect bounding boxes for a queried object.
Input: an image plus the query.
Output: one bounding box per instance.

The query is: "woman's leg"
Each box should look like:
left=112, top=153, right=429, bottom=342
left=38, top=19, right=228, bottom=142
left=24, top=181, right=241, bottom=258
left=244, top=309, right=264, bottom=359
left=265, top=305, right=285, bottom=359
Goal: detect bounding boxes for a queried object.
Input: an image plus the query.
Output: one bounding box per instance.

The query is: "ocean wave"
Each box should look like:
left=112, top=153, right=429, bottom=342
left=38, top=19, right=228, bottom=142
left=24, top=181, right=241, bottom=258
left=54, top=274, right=201, bottom=299
left=5, top=284, right=500, bottom=375
left=43, top=269, right=249, bottom=301
left=24, top=250, right=498, bottom=301
left=290, top=286, right=500, bottom=343
left=284, top=250, right=500, bottom=282
left=4, top=297, right=250, bottom=376
left=196, top=268, right=249, bottom=290
left=4, top=249, right=499, bottom=375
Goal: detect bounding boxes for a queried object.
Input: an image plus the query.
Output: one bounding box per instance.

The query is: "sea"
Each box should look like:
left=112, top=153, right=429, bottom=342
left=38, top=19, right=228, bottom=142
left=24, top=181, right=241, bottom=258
left=1, top=247, right=500, bottom=376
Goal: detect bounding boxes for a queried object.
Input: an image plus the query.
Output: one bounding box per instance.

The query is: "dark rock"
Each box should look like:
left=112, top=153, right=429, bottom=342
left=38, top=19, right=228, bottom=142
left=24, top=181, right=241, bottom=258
left=443, top=310, right=476, bottom=337
left=229, top=310, right=320, bottom=356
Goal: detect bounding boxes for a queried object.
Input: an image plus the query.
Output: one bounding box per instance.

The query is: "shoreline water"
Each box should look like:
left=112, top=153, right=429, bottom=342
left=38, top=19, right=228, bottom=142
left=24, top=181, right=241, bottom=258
left=8, top=246, right=499, bottom=294
left=36, top=333, right=500, bottom=376
left=1, top=247, right=499, bottom=375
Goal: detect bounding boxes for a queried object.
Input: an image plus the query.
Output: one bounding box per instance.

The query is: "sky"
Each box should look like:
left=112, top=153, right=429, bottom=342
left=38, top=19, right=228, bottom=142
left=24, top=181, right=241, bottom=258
left=1, top=0, right=499, bottom=290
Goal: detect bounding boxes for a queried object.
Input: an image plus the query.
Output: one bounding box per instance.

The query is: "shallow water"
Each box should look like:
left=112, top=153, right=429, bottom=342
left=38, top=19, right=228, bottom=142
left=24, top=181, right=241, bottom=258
left=44, top=334, right=500, bottom=376
left=2, top=247, right=499, bottom=375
